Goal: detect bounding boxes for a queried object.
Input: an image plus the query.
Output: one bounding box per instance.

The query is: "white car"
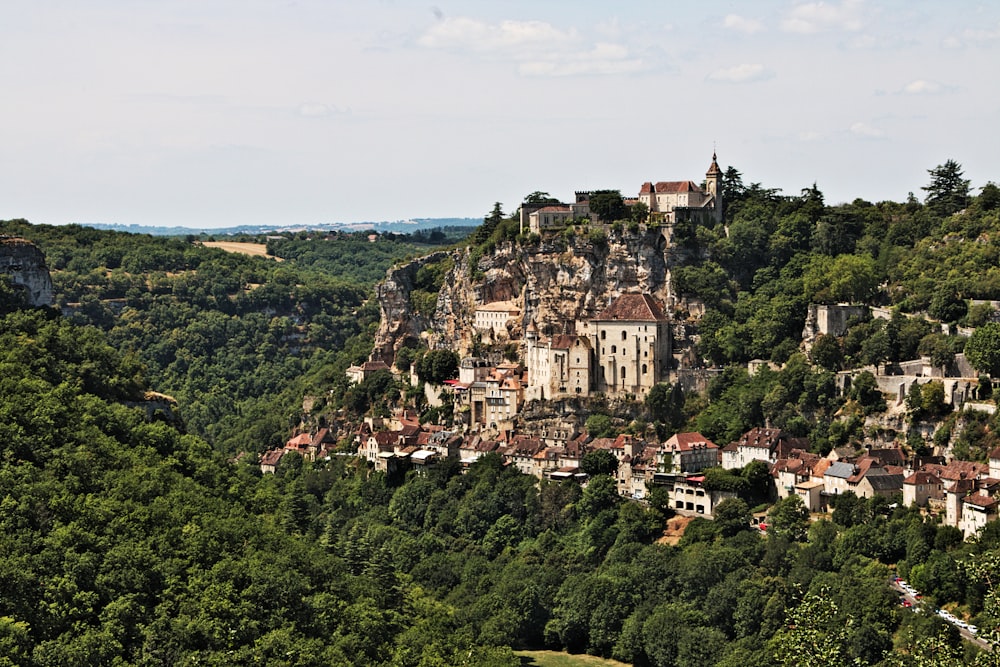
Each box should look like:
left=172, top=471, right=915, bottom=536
left=968, top=625, right=978, bottom=634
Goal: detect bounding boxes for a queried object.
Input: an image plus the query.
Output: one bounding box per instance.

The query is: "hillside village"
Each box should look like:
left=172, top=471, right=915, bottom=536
left=260, top=154, right=1000, bottom=543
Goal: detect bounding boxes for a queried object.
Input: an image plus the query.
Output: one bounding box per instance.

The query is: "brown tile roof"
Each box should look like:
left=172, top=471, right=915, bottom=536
left=920, top=460, right=989, bottom=481
left=867, top=447, right=906, bottom=466
left=551, top=334, right=580, bottom=350
left=655, top=180, right=701, bottom=193
left=904, top=471, right=943, bottom=485
left=990, top=447, right=1000, bottom=461
left=593, top=293, right=667, bottom=322
left=360, top=360, right=390, bottom=372
left=312, top=428, right=335, bottom=446
left=706, top=153, right=722, bottom=176
left=812, top=459, right=833, bottom=478
left=963, top=494, right=999, bottom=509
left=537, top=205, right=572, bottom=213
left=589, top=437, right=618, bottom=451
left=664, top=432, right=719, bottom=452
left=260, top=449, right=285, bottom=466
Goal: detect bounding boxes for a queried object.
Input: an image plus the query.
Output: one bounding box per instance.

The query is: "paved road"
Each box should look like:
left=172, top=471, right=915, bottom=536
left=890, top=580, right=992, bottom=651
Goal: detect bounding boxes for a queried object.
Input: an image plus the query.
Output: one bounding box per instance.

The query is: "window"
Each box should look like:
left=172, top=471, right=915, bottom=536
left=622, top=331, right=627, bottom=341
left=642, top=364, right=647, bottom=374
left=621, top=366, right=626, bottom=379
left=601, top=331, right=606, bottom=340
left=611, top=345, right=617, bottom=354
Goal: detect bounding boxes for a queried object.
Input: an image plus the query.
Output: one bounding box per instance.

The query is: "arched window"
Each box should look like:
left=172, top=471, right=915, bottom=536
left=621, top=331, right=627, bottom=341
left=601, top=331, right=606, bottom=340
left=611, top=345, right=617, bottom=354
left=642, top=364, right=648, bottom=374
left=621, top=366, right=626, bottom=379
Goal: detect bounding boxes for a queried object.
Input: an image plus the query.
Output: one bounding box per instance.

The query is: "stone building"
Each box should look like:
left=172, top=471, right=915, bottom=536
left=585, top=293, right=671, bottom=398
left=524, top=326, right=593, bottom=401
left=638, top=153, right=722, bottom=225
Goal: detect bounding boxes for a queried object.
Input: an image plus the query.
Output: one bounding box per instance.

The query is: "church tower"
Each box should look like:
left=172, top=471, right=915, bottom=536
left=705, top=151, right=723, bottom=224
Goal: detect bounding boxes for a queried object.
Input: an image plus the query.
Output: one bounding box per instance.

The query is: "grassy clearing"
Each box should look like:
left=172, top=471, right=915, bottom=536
left=514, top=650, right=631, bottom=666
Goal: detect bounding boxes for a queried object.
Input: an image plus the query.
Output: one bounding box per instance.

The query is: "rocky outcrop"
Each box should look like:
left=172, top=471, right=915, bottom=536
left=0, top=236, right=53, bottom=307
left=373, top=251, right=451, bottom=362
left=373, top=225, right=676, bottom=363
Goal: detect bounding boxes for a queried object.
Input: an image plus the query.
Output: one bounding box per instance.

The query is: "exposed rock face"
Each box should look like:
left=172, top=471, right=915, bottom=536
left=373, top=251, right=451, bottom=362
left=373, top=226, right=676, bottom=363
left=0, top=236, right=53, bottom=307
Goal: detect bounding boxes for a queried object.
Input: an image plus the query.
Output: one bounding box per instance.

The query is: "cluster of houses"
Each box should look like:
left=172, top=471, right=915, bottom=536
left=264, top=411, right=998, bottom=538
left=258, top=427, right=339, bottom=474
left=742, top=428, right=1000, bottom=538
left=518, top=152, right=723, bottom=234
left=351, top=410, right=736, bottom=517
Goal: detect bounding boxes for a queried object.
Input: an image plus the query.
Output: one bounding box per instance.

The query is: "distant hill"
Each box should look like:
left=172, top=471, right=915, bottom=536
left=79, top=217, right=481, bottom=237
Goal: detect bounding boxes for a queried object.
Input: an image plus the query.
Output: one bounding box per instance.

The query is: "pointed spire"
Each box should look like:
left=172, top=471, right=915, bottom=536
left=707, top=149, right=721, bottom=176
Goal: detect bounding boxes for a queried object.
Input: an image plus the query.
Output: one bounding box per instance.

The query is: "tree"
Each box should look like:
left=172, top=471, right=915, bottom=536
left=978, top=181, right=1000, bottom=212
left=922, top=159, right=970, bottom=216
left=629, top=201, right=649, bottom=224
left=809, top=334, right=842, bottom=371
left=928, top=284, right=967, bottom=323
left=714, top=498, right=752, bottom=537
left=585, top=413, right=617, bottom=438
left=415, top=349, right=459, bottom=384
left=849, top=370, right=886, bottom=415
left=471, top=202, right=506, bottom=245
left=966, top=323, right=1000, bottom=377
left=581, top=449, right=619, bottom=477
left=588, top=190, right=627, bottom=223
left=767, top=495, right=810, bottom=541
left=645, top=382, right=684, bottom=430
left=523, top=191, right=560, bottom=205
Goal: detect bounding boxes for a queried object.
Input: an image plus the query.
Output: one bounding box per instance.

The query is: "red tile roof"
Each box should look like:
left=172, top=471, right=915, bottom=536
left=593, top=294, right=667, bottom=322
left=664, top=432, right=719, bottom=452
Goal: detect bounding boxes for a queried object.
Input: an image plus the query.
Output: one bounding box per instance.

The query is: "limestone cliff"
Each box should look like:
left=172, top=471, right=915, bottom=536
left=373, top=226, right=676, bottom=363
left=0, top=236, right=54, bottom=307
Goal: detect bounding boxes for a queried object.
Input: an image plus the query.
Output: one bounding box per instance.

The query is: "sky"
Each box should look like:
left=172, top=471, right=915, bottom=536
left=2, top=1, right=999, bottom=229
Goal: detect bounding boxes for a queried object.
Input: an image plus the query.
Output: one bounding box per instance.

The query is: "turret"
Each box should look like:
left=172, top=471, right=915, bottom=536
left=705, top=151, right=723, bottom=223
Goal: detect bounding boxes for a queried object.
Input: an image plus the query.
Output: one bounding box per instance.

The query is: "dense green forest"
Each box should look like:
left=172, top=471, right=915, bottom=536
left=5, top=160, right=1000, bottom=664
left=0, top=220, right=434, bottom=455
left=1, top=307, right=998, bottom=665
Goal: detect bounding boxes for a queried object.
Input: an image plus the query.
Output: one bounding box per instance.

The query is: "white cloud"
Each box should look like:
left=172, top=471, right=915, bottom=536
left=519, top=42, right=644, bottom=77
left=723, top=14, right=763, bottom=34
left=418, top=17, right=575, bottom=52
left=850, top=121, right=885, bottom=138
left=901, top=79, right=943, bottom=95
left=782, top=0, right=865, bottom=34
left=417, top=16, right=644, bottom=77
left=963, top=22, right=1000, bottom=43
left=941, top=25, right=998, bottom=50
left=706, top=63, right=772, bottom=83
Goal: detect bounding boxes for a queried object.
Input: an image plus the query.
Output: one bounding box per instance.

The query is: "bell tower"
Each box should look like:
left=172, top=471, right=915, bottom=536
left=705, top=150, right=723, bottom=224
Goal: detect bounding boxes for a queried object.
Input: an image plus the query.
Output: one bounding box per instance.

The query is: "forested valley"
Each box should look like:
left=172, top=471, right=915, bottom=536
left=4, top=161, right=1000, bottom=665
